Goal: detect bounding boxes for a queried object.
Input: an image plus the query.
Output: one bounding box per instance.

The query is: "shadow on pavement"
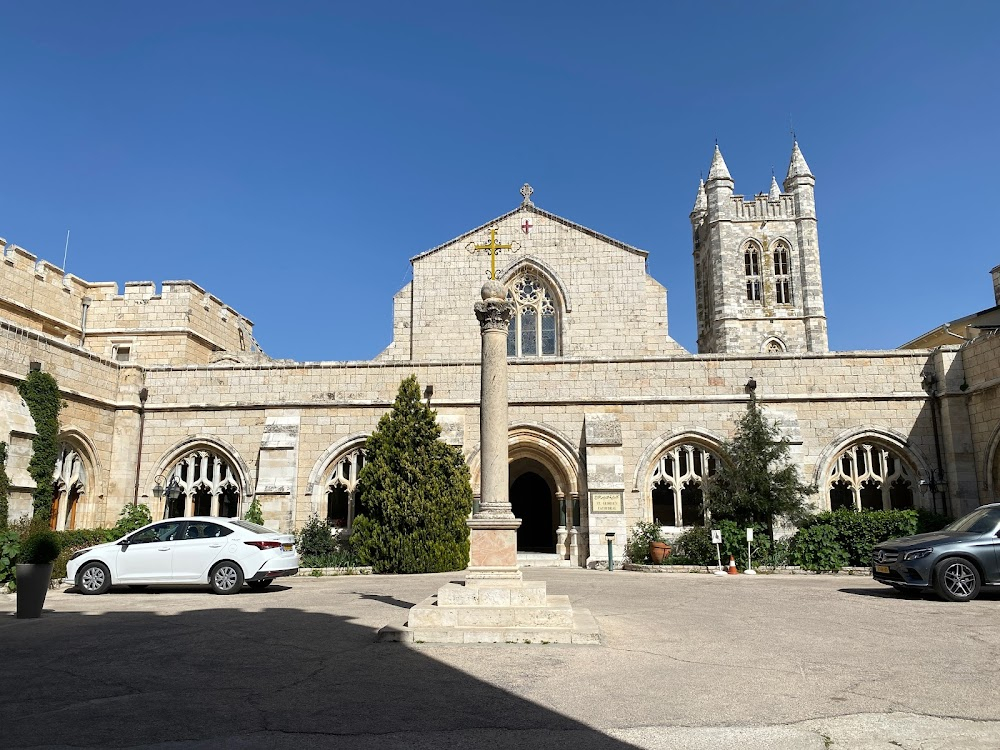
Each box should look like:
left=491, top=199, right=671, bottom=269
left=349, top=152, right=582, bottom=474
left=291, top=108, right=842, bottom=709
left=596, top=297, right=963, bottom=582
left=1, top=600, right=637, bottom=749
left=354, top=592, right=415, bottom=609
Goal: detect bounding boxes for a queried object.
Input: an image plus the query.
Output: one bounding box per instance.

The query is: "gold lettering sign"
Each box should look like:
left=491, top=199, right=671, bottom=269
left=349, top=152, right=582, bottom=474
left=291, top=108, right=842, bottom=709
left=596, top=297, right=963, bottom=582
left=590, top=491, right=623, bottom=514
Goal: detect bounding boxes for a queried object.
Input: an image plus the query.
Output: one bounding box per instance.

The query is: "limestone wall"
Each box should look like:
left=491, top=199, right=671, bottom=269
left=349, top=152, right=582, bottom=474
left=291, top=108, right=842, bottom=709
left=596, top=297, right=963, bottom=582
left=963, top=332, right=1000, bottom=502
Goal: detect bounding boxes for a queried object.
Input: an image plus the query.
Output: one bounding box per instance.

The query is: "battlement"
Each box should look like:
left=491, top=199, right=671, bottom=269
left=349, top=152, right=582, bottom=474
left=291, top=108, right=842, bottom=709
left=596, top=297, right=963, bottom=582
left=729, top=193, right=797, bottom=221
left=0, top=236, right=261, bottom=365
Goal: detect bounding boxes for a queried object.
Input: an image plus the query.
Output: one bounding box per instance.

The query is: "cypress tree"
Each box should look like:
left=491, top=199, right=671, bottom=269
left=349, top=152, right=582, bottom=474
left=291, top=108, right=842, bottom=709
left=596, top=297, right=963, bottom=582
left=351, top=375, right=473, bottom=573
left=704, top=393, right=816, bottom=544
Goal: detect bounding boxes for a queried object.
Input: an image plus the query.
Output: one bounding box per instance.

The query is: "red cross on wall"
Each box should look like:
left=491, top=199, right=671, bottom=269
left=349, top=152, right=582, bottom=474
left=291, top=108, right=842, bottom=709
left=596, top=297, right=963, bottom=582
left=521, top=219, right=532, bottom=235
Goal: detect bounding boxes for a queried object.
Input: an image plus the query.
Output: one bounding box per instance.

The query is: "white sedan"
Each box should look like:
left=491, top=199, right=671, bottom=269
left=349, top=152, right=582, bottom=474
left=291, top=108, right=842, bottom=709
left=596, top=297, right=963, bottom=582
left=66, top=517, right=299, bottom=595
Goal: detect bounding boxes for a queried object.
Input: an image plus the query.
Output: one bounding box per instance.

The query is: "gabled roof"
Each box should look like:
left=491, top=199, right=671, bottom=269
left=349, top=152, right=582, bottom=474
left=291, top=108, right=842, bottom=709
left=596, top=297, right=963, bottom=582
left=900, top=304, right=1000, bottom=349
left=410, top=203, right=648, bottom=263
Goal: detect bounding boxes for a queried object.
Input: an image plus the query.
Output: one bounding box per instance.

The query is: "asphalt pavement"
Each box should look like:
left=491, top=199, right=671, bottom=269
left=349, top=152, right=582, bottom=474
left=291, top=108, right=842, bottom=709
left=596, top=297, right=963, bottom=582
left=3, top=568, right=999, bottom=749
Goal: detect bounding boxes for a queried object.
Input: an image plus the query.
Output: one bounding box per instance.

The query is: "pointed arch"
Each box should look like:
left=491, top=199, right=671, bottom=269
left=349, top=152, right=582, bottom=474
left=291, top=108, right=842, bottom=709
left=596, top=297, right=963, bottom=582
left=147, top=436, right=251, bottom=520
left=761, top=336, right=787, bottom=353
left=982, top=422, right=1000, bottom=502
left=499, top=255, right=572, bottom=313
left=466, top=421, right=581, bottom=498
left=635, top=429, right=728, bottom=528
left=51, top=428, right=100, bottom=530
left=306, top=433, right=370, bottom=526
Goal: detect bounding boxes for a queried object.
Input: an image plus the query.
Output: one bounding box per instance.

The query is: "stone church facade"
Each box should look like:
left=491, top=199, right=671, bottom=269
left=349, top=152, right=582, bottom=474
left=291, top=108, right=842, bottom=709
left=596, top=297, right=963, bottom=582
left=2, top=143, right=998, bottom=567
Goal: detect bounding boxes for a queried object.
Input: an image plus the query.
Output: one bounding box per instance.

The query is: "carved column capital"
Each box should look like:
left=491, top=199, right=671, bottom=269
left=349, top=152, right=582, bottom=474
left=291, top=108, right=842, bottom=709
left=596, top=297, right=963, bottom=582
left=475, top=298, right=514, bottom=334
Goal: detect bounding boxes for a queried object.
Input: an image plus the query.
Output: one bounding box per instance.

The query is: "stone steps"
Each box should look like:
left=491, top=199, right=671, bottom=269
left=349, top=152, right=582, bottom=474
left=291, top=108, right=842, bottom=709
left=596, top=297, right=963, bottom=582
left=379, top=608, right=600, bottom=645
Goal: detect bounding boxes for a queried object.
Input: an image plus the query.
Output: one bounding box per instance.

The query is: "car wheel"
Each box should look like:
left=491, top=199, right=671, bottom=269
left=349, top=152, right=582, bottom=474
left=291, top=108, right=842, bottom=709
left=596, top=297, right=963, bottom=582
left=934, top=557, right=981, bottom=602
left=247, top=580, right=273, bottom=590
left=77, top=562, right=111, bottom=595
left=210, top=561, right=244, bottom=595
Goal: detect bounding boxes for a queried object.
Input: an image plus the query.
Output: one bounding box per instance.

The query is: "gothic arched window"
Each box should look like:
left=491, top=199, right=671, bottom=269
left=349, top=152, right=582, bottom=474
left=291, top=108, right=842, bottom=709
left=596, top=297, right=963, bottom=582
left=743, top=241, right=762, bottom=302
left=773, top=240, right=792, bottom=304
left=326, top=448, right=366, bottom=529
left=164, top=450, right=241, bottom=519
left=506, top=271, right=558, bottom=357
left=51, top=444, right=87, bottom=530
left=828, top=443, right=914, bottom=511
left=650, top=444, right=718, bottom=527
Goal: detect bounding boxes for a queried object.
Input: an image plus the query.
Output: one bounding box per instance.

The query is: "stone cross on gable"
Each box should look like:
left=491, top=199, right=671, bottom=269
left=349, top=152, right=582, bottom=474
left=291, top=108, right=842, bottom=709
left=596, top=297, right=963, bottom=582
left=520, top=183, right=534, bottom=206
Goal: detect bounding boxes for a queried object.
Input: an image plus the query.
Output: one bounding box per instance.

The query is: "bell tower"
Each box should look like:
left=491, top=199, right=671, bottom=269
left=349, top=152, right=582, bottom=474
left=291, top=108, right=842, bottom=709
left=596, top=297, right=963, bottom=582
left=691, top=142, right=829, bottom=354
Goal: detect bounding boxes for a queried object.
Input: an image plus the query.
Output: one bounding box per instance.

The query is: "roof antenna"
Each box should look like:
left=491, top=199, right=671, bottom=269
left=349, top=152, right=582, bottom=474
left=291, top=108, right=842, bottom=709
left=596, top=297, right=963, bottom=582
left=789, top=115, right=796, bottom=144
left=62, top=230, right=71, bottom=273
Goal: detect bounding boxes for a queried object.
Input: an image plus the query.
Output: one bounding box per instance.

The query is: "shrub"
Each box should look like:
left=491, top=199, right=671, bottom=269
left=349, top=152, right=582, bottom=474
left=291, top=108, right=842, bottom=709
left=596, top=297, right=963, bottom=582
left=0, top=528, right=19, bottom=590
left=625, top=521, right=665, bottom=564
left=351, top=376, right=473, bottom=573
left=244, top=497, right=265, bottom=526
left=18, top=530, right=62, bottom=565
left=296, top=514, right=338, bottom=558
left=797, top=509, right=919, bottom=566
left=17, top=371, right=62, bottom=524
left=111, top=503, right=153, bottom=539
left=789, top=524, right=848, bottom=571
left=671, top=526, right=716, bottom=566
left=51, top=528, right=118, bottom=579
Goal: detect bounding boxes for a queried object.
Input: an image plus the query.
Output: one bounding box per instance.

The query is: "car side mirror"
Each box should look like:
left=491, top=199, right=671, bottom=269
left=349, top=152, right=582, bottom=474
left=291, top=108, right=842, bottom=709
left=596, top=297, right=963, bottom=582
left=118, top=538, right=130, bottom=550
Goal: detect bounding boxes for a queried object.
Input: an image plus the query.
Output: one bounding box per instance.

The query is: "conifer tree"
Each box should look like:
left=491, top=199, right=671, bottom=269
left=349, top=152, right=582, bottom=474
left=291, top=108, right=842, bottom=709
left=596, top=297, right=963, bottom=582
left=704, top=393, right=816, bottom=544
left=350, top=375, right=473, bottom=573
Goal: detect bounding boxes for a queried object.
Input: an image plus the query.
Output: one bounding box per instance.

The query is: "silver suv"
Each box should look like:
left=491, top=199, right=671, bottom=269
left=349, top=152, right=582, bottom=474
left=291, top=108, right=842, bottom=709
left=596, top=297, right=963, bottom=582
left=872, top=503, right=1000, bottom=602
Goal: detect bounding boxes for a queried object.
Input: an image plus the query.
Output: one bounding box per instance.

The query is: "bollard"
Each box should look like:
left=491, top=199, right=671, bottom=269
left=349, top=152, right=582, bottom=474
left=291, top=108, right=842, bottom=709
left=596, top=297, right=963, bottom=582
left=605, top=531, right=615, bottom=572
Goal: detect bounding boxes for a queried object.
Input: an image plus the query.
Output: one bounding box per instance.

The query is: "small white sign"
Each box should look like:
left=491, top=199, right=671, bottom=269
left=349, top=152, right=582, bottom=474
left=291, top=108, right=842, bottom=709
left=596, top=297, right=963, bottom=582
left=711, top=529, right=722, bottom=544
left=746, top=528, right=754, bottom=542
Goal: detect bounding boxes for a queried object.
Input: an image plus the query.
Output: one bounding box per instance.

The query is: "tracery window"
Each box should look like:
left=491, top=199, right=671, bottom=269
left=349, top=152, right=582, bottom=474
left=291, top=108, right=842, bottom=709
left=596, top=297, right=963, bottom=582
left=650, top=444, right=718, bottom=526
left=828, top=443, right=914, bottom=511
left=326, top=448, right=366, bottom=529
left=763, top=338, right=786, bottom=353
left=51, top=444, right=86, bottom=530
left=744, top=241, right=762, bottom=302
left=164, top=450, right=241, bottom=519
left=506, top=271, right=558, bottom=357
left=773, top=240, right=792, bottom=304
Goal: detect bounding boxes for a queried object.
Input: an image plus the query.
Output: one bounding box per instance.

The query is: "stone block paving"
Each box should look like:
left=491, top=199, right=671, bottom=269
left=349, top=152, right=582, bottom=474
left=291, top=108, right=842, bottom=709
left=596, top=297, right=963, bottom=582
left=2, top=568, right=999, bottom=749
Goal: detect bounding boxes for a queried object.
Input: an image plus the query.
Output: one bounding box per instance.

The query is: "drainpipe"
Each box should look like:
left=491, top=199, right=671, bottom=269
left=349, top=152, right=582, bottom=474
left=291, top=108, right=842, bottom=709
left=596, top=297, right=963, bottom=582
left=133, top=387, right=148, bottom=505
left=79, top=296, right=92, bottom=347
left=922, top=370, right=948, bottom=516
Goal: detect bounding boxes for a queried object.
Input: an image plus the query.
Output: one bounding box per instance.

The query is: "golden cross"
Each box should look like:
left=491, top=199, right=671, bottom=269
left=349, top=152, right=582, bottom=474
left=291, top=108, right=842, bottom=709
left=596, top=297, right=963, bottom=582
left=470, top=227, right=513, bottom=280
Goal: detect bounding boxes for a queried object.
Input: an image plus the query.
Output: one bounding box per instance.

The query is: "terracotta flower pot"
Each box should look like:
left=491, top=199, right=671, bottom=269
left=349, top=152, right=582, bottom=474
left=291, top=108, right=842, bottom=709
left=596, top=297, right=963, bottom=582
left=648, top=541, right=672, bottom=564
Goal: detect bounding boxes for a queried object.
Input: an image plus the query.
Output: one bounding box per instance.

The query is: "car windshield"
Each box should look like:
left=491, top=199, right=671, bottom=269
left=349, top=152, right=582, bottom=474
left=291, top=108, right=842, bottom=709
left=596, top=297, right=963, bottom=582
left=230, top=519, right=276, bottom=535
left=944, top=506, right=1000, bottom=534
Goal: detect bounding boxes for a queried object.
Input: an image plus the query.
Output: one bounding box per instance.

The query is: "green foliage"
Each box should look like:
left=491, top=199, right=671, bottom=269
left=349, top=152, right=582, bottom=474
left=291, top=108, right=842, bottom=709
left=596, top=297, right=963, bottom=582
left=789, top=524, right=849, bottom=571
left=296, top=514, right=339, bottom=558
left=915, top=508, right=952, bottom=534
left=111, top=503, right=153, bottom=539
left=796, top=508, right=923, bottom=567
left=17, top=371, right=62, bottom=524
left=704, top=395, right=817, bottom=543
left=671, top=526, right=716, bottom=565
left=244, top=496, right=265, bottom=526
left=0, top=528, right=20, bottom=590
left=49, top=528, right=117, bottom=579
left=625, top=521, right=665, bottom=563
left=0, top=442, right=10, bottom=529
left=351, top=375, right=473, bottom=573
left=300, top=550, right=359, bottom=569
left=18, top=529, right=62, bottom=564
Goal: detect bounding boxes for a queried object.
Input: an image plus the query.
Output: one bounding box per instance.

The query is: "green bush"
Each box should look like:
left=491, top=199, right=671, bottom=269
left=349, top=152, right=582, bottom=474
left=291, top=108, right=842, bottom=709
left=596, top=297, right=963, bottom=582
left=296, top=514, right=339, bottom=558
left=671, top=526, right=716, bottom=565
left=0, top=528, right=19, bottom=590
left=915, top=508, right=952, bottom=534
left=111, top=503, right=153, bottom=539
left=0, top=442, right=10, bottom=529
left=244, top=497, right=265, bottom=526
left=797, top=509, right=919, bottom=566
left=789, top=524, right=849, bottom=571
left=51, top=528, right=118, bottom=579
left=351, top=376, right=473, bottom=573
left=19, top=530, right=62, bottom=564
left=300, top=550, right=359, bottom=569
left=625, top=521, right=665, bottom=564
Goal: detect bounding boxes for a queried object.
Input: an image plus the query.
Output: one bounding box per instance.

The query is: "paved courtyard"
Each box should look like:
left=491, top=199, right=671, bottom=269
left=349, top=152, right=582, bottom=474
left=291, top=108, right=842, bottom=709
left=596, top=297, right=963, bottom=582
left=3, top=568, right=999, bottom=749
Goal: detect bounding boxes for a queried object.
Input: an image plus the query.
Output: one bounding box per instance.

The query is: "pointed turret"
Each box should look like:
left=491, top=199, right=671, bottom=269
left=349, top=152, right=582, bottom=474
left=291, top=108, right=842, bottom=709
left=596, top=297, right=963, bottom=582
left=690, top=179, right=707, bottom=218
left=707, top=145, right=732, bottom=182
left=768, top=175, right=781, bottom=202
left=785, top=141, right=813, bottom=182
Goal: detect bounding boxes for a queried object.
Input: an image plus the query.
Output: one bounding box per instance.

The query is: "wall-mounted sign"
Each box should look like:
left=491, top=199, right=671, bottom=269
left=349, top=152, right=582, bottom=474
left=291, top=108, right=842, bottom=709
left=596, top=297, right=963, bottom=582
left=590, top=491, right=624, bottom=514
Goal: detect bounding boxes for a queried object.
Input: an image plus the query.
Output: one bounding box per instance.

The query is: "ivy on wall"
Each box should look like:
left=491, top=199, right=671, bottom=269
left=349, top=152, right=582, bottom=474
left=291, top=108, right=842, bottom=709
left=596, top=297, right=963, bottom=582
left=17, top=371, right=62, bottom=524
left=0, top=442, right=10, bottom=529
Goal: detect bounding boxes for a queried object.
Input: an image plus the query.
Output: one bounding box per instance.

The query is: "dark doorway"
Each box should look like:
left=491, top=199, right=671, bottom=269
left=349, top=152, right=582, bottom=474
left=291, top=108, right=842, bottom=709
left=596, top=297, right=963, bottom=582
left=510, top=471, right=555, bottom=552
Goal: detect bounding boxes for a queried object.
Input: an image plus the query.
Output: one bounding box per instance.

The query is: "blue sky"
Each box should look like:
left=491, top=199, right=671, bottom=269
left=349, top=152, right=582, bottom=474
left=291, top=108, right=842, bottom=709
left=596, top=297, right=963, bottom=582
left=2, top=2, right=997, bottom=360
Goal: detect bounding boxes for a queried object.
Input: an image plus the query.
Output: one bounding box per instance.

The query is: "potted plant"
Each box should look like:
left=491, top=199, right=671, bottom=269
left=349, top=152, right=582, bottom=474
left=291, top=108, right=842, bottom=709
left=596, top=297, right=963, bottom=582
left=16, top=529, right=61, bottom=619
left=626, top=520, right=671, bottom=565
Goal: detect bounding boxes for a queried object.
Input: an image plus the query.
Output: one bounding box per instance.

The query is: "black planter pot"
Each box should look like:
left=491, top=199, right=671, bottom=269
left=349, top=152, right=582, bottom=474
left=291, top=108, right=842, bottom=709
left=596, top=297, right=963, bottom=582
left=16, top=563, right=54, bottom=619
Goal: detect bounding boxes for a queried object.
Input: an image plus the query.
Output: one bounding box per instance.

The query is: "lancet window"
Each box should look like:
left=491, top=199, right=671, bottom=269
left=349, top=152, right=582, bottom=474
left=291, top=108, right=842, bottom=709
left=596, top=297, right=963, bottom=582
left=326, top=448, right=366, bottom=529
left=828, top=443, right=914, bottom=511
left=650, top=444, right=718, bottom=527
left=51, top=445, right=87, bottom=531
left=744, top=241, right=762, bottom=302
left=773, top=240, right=792, bottom=305
left=506, top=271, right=558, bottom=357
left=164, top=450, right=241, bottom=519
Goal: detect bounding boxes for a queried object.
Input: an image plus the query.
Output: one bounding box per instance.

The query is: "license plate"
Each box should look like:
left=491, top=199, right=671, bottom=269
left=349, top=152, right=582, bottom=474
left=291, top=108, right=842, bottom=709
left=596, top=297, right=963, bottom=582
left=875, top=565, right=889, bottom=574
left=282, top=543, right=293, bottom=552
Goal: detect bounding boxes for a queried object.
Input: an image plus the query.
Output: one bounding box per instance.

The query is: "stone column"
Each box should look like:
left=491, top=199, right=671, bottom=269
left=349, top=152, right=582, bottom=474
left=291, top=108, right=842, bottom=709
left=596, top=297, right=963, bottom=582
left=468, top=280, right=520, bottom=576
